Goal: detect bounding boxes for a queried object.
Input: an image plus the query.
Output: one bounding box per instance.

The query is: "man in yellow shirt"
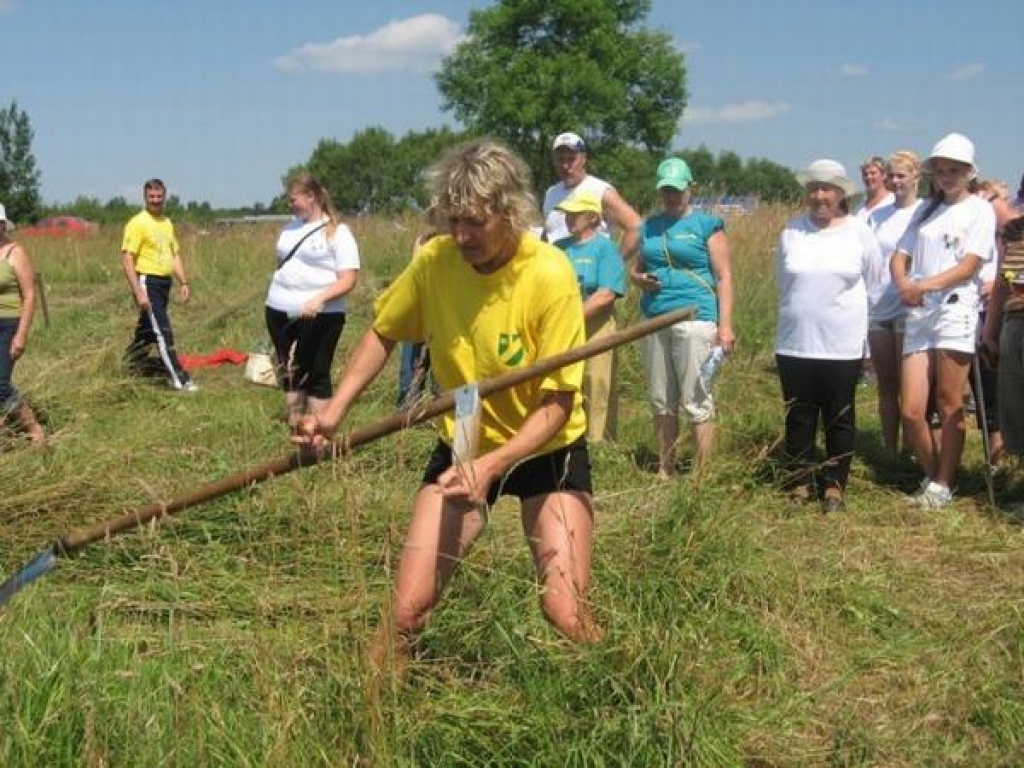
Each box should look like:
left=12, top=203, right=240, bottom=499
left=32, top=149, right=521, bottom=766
left=121, top=178, right=196, bottom=391
left=294, top=139, right=602, bottom=672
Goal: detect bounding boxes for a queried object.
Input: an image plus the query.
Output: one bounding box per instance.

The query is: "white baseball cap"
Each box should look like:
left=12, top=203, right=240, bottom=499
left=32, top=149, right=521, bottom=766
left=0, top=203, right=13, bottom=229
left=795, top=159, right=855, bottom=197
left=551, top=132, right=586, bottom=152
left=926, top=132, right=976, bottom=173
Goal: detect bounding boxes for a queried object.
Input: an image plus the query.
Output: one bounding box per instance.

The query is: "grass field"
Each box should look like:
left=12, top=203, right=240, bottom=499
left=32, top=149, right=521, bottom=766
left=2, top=209, right=1023, bottom=767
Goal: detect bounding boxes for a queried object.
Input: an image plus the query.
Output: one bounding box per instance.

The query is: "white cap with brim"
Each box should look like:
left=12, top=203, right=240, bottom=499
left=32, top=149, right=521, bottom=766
left=552, top=132, right=586, bottom=152
left=925, top=132, right=977, bottom=174
left=795, top=159, right=855, bottom=197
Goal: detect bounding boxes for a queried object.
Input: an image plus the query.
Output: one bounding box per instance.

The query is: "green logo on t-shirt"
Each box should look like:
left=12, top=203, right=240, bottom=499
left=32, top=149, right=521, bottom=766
left=498, top=333, right=525, bottom=366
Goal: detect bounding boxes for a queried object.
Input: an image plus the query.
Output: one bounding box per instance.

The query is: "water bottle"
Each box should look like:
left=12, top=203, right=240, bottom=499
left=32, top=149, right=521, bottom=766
left=699, top=345, right=726, bottom=391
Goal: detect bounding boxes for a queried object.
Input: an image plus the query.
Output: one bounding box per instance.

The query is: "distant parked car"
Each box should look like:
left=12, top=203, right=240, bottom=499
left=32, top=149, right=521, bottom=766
left=19, top=216, right=99, bottom=237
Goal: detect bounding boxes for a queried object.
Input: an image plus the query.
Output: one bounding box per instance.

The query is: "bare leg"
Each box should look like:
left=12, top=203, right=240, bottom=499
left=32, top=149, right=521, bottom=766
left=901, top=351, right=937, bottom=480
left=868, top=328, right=903, bottom=453
left=284, top=391, right=307, bottom=428
left=933, top=349, right=972, bottom=489
left=654, top=414, right=679, bottom=479
left=308, top=396, right=331, bottom=417
left=370, top=485, right=486, bottom=671
left=692, top=420, right=715, bottom=474
left=12, top=401, right=44, bottom=446
left=520, top=491, right=602, bottom=643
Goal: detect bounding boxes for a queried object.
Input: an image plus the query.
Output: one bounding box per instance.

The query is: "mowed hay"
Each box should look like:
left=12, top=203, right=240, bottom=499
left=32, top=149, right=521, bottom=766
left=1, top=210, right=1023, bottom=767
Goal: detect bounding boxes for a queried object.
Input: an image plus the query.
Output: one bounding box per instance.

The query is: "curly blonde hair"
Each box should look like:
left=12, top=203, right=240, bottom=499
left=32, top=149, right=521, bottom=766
left=425, top=138, right=539, bottom=233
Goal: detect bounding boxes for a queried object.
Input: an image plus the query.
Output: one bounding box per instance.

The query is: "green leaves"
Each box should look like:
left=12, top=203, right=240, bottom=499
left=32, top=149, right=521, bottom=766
left=435, top=0, right=686, bottom=190
left=0, top=100, right=42, bottom=223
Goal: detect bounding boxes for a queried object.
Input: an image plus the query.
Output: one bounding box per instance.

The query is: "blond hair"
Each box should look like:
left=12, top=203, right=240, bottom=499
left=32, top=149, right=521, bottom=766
left=287, top=172, right=341, bottom=237
left=425, top=138, right=539, bottom=233
left=886, top=150, right=922, bottom=178
left=860, top=155, right=886, bottom=173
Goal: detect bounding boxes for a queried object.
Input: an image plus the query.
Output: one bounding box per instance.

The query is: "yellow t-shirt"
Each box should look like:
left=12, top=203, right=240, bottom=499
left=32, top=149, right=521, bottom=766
left=374, top=232, right=586, bottom=454
left=122, top=210, right=178, bottom=277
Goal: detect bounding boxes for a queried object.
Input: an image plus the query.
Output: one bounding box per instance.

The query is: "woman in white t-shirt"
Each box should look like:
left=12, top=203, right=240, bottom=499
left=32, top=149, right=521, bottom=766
left=891, top=133, right=996, bottom=509
left=776, top=160, right=880, bottom=513
left=265, top=173, right=360, bottom=427
left=855, top=155, right=895, bottom=221
left=865, top=151, right=924, bottom=454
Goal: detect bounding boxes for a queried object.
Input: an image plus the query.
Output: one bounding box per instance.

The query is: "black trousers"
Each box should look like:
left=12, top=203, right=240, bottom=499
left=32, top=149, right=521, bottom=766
left=776, top=354, right=862, bottom=493
left=265, top=307, right=345, bottom=399
left=125, top=275, right=190, bottom=387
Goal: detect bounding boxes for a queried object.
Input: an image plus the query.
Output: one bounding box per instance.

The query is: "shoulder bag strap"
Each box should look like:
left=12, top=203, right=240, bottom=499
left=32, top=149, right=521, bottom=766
left=662, top=232, right=716, bottom=297
left=277, top=221, right=327, bottom=272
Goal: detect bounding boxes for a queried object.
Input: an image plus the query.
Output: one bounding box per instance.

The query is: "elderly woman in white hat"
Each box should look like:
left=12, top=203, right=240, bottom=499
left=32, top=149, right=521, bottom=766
left=775, top=160, right=881, bottom=512
left=891, top=133, right=996, bottom=509
left=0, top=203, right=45, bottom=446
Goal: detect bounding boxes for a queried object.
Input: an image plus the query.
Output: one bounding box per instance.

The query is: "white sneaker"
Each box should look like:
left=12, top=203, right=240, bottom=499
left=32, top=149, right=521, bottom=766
left=910, top=476, right=931, bottom=501
left=915, top=481, right=953, bottom=509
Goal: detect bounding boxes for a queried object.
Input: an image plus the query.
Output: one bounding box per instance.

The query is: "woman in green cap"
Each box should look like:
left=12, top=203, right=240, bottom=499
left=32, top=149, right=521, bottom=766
left=631, top=157, right=736, bottom=477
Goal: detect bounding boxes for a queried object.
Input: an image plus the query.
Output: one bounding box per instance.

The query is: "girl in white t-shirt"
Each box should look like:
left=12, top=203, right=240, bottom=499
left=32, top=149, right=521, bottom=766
left=891, top=134, right=996, bottom=508
left=265, top=173, right=360, bottom=427
left=865, top=151, right=924, bottom=454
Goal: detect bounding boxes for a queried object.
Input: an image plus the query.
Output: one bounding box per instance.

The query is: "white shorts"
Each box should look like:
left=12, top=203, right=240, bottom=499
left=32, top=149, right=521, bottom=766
left=643, top=319, right=718, bottom=423
left=902, top=301, right=977, bottom=355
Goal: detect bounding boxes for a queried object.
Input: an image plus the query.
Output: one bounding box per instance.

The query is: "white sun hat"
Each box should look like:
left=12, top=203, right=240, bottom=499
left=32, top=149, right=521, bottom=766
left=926, top=132, right=976, bottom=173
left=795, top=159, right=856, bottom=196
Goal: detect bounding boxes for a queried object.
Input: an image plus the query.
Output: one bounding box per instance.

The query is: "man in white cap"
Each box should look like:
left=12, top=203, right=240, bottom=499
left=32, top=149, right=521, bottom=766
left=542, top=132, right=641, bottom=258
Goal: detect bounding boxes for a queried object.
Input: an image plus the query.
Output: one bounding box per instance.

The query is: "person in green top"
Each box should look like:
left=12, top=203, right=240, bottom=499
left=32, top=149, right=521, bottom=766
left=0, top=204, right=45, bottom=446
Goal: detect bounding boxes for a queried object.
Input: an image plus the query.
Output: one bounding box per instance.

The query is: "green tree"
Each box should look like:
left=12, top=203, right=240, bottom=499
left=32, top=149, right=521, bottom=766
left=0, top=100, right=42, bottom=223
left=292, top=126, right=466, bottom=214
left=436, top=0, right=686, bottom=190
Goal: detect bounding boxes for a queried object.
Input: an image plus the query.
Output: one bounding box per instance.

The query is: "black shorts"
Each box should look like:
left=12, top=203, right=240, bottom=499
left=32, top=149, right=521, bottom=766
left=422, top=437, right=592, bottom=505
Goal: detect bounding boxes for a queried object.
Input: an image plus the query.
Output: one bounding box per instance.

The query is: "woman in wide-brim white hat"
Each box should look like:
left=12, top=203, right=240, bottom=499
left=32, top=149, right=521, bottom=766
left=775, top=159, right=881, bottom=513
left=891, top=132, right=996, bottom=509
left=0, top=203, right=45, bottom=446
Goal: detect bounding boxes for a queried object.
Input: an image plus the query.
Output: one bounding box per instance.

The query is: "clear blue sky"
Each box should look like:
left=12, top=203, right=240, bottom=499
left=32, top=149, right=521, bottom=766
left=1, top=0, right=1021, bottom=208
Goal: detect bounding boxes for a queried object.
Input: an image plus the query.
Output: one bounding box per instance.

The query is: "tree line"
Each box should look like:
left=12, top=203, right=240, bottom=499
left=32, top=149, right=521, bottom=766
left=2, top=1, right=802, bottom=225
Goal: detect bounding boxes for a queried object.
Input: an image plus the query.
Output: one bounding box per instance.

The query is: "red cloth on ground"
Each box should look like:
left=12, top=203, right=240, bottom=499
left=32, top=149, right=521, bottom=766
left=179, top=348, right=249, bottom=371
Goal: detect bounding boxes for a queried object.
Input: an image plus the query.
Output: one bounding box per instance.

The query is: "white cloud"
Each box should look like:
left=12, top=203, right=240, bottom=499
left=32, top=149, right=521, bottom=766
left=876, top=117, right=910, bottom=132
left=683, top=100, right=790, bottom=125
left=840, top=63, right=869, bottom=77
left=946, top=62, right=984, bottom=82
left=273, top=14, right=463, bottom=74
left=675, top=39, right=701, bottom=54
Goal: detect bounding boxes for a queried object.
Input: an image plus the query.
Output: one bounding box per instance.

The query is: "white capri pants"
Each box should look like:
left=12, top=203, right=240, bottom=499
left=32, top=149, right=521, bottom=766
left=643, top=319, right=718, bottom=423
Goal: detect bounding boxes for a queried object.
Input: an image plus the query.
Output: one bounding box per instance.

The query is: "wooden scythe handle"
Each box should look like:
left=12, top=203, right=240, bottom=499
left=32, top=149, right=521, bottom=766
left=58, top=306, right=694, bottom=555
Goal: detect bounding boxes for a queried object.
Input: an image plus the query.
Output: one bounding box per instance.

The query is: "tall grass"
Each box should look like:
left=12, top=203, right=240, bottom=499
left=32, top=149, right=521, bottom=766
left=1, top=210, right=1023, bottom=766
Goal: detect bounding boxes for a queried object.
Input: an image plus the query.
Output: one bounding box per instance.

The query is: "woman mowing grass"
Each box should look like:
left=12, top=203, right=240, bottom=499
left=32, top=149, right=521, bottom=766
left=294, top=138, right=602, bottom=672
